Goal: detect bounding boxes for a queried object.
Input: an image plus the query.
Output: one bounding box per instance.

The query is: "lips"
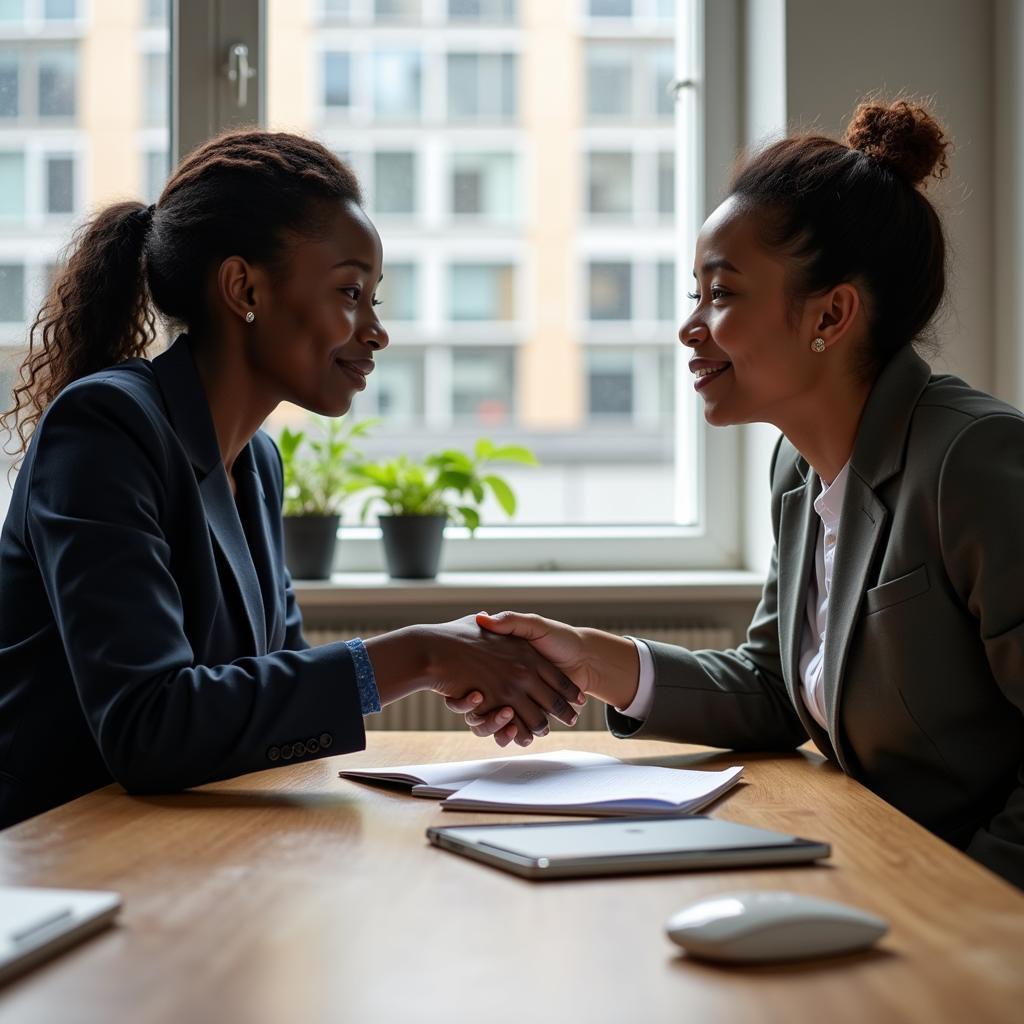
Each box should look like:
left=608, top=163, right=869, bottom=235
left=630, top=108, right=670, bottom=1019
left=689, top=359, right=732, bottom=392
left=334, top=357, right=374, bottom=390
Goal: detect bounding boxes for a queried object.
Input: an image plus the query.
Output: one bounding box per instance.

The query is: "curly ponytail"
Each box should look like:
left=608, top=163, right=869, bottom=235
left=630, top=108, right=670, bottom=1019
left=2, top=201, right=157, bottom=459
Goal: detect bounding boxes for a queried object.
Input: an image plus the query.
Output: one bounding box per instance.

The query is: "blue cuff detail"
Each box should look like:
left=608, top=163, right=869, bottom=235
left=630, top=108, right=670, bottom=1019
left=347, top=638, right=381, bottom=715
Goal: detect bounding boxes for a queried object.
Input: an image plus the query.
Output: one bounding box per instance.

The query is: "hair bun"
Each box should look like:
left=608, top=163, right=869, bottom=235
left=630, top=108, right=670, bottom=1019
left=845, top=99, right=949, bottom=187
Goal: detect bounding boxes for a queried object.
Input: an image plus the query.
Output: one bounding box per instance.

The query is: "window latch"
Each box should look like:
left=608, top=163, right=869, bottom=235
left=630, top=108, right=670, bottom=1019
left=226, top=43, right=257, bottom=108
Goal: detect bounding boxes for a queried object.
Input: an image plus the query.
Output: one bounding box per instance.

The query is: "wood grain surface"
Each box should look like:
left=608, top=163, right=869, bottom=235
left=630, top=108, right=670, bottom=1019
left=0, top=732, right=1021, bottom=1024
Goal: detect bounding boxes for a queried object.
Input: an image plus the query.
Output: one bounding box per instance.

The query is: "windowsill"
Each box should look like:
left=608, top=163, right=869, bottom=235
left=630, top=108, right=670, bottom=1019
left=294, top=569, right=765, bottom=608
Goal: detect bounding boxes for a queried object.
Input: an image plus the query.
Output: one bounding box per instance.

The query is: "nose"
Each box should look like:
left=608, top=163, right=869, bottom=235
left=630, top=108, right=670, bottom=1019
left=678, top=308, right=709, bottom=349
left=361, top=317, right=389, bottom=352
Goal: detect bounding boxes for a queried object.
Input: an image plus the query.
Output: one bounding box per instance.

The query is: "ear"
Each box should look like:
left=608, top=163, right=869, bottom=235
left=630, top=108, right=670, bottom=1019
left=216, top=256, right=264, bottom=323
left=812, top=283, right=862, bottom=351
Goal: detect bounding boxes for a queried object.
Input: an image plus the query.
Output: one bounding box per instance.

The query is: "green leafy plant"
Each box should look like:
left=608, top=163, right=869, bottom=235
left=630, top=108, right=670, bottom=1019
left=278, top=415, right=377, bottom=517
left=347, top=439, right=538, bottom=533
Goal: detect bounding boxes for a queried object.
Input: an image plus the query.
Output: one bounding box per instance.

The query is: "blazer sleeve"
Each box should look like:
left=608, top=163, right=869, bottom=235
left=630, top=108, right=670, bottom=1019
left=25, top=380, right=366, bottom=794
left=607, top=437, right=808, bottom=751
left=939, top=413, right=1024, bottom=887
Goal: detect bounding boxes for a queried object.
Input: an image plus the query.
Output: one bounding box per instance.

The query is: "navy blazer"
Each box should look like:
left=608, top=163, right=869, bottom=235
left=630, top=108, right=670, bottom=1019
left=0, top=336, right=365, bottom=827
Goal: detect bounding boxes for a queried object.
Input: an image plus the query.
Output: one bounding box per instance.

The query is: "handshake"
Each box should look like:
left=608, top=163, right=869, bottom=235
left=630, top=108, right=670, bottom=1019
left=365, top=611, right=641, bottom=749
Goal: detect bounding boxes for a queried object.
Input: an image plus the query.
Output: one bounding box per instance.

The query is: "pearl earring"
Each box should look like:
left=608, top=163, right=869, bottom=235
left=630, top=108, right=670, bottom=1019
left=811, top=337, right=826, bottom=353
left=245, top=311, right=255, bottom=324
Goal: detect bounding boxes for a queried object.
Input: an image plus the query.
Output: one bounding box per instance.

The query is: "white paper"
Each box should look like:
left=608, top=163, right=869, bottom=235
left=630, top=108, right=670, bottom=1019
left=340, top=749, right=621, bottom=795
left=443, top=762, right=744, bottom=813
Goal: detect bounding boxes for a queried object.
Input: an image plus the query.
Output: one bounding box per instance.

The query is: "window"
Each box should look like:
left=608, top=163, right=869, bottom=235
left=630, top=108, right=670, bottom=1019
left=0, top=153, right=25, bottom=220
left=38, top=48, right=77, bottom=118
left=587, top=151, right=633, bottom=216
left=587, top=348, right=633, bottom=417
left=657, top=149, right=674, bottom=215
left=585, top=43, right=673, bottom=121
left=450, top=152, right=517, bottom=221
left=45, top=154, right=73, bottom=215
left=144, top=149, right=168, bottom=203
left=588, top=261, right=632, bottom=320
left=43, top=0, right=75, bottom=19
left=0, top=53, right=18, bottom=119
left=452, top=347, right=515, bottom=425
left=372, top=151, right=416, bottom=216
left=144, top=51, right=168, bottom=127
left=145, top=0, right=169, bottom=26
left=656, top=259, right=675, bottom=322
left=449, top=263, right=515, bottom=321
left=0, top=264, right=24, bottom=322
left=589, top=0, right=632, bottom=17
left=323, top=52, right=351, bottom=110
left=372, top=50, right=421, bottom=119
left=447, top=54, right=516, bottom=121
left=0, top=2, right=23, bottom=22
left=373, top=349, right=424, bottom=425
left=374, top=0, right=419, bottom=21
left=380, top=261, right=417, bottom=320
left=447, top=0, right=516, bottom=23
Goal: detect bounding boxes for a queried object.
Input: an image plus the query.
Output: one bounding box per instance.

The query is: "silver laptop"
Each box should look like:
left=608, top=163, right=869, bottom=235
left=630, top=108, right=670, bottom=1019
left=428, top=815, right=830, bottom=880
left=0, top=886, right=122, bottom=985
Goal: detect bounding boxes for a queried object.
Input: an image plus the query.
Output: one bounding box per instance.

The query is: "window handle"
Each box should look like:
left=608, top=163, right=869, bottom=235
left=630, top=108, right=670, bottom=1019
left=226, top=43, right=257, bottom=108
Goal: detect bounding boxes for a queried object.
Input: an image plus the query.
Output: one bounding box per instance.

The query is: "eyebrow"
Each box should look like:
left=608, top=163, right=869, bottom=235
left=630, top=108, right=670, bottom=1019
left=693, top=257, right=741, bottom=276
left=331, top=259, right=373, bottom=272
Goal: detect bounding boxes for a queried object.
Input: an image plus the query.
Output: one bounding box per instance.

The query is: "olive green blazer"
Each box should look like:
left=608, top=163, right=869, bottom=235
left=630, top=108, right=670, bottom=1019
left=609, top=346, right=1024, bottom=889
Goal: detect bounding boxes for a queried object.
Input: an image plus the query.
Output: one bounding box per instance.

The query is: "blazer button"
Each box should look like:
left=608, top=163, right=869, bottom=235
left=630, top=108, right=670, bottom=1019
left=267, top=746, right=280, bottom=762
left=319, top=732, right=333, bottom=749
left=306, top=738, right=320, bottom=754
left=280, top=744, right=294, bottom=760
left=293, top=740, right=307, bottom=757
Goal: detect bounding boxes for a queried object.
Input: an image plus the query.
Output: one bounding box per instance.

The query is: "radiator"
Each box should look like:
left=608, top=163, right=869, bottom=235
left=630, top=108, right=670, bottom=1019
left=306, top=624, right=734, bottom=731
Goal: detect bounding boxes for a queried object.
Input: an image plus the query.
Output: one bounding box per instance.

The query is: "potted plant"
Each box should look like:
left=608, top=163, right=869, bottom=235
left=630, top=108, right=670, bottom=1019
left=277, top=415, right=376, bottom=579
left=347, top=439, right=537, bottom=579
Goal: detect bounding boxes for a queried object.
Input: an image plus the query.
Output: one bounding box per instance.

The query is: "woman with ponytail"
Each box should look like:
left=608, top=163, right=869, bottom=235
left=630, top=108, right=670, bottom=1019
left=458, top=99, right=1024, bottom=889
left=0, top=130, right=582, bottom=827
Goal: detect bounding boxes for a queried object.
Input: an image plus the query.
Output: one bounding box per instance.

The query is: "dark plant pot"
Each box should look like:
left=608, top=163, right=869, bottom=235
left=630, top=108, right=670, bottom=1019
left=282, top=514, right=340, bottom=580
left=378, top=515, right=447, bottom=580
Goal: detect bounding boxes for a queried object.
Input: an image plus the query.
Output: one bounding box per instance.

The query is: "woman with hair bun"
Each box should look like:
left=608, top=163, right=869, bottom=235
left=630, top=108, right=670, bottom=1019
left=0, top=129, right=584, bottom=828
left=460, top=99, right=1024, bottom=889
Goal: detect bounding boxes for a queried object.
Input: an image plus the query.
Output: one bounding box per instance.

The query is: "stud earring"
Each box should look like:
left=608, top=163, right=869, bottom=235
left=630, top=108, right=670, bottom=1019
left=811, top=337, right=826, bottom=353
left=245, top=311, right=255, bottom=324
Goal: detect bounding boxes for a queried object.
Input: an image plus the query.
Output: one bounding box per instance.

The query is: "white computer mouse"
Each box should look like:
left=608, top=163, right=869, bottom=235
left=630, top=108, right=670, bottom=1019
left=665, top=890, right=888, bottom=964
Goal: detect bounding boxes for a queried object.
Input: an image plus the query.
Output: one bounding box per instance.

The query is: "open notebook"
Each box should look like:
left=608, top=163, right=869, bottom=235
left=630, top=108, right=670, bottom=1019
left=340, top=749, right=743, bottom=816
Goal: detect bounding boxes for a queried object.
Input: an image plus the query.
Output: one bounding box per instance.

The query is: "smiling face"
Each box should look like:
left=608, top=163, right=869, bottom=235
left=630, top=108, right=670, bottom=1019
left=244, top=199, right=389, bottom=418
left=681, top=195, right=826, bottom=428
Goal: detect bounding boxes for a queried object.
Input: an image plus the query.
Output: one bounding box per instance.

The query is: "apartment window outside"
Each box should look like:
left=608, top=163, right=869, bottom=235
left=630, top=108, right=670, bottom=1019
left=0, top=152, right=25, bottom=219
left=372, top=151, right=416, bottom=215
left=38, top=48, right=76, bottom=118
left=45, top=154, right=73, bottom=215
left=0, top=264, right=24, bottom=322
left=450, top=151, right=517, bottom=221
left=446, top=53, right=516, bottom=121
left=372, top=50, right=421, bottom=119
left=43, top=0, right=75, bottom=19
left=588, top=261, right=632, bottom=320
left=0, top=53, right=18, bottom=117
left=587, top=151, right=632, bottom=216
left=374, top=349, right=424, bottom=424
left=144, top=149, right=168, bottom=203
left=452, top=347, right=514, bottom=425
left=374, top=0, right=419, bottom=21
left=447, top=0, right=516, bottom=23
left=449, top=263, right=515, bottom=321
left=587, top=348, right=633, bottom=418
left=323, top=51, right=351, bottom=110
left=379, top=261, right=417, bottom=320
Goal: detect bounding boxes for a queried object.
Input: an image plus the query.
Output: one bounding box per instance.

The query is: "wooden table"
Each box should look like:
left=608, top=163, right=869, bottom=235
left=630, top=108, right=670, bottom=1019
left=0, top=733, right=1021, bottom=1023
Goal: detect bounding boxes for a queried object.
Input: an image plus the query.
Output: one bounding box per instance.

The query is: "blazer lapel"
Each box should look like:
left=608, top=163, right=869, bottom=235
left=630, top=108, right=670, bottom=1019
left=152, top=336, right=268, bottom=657
left=822, top=475, right=887, bottom=767
left=776, top=468, right=820, bottom=717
